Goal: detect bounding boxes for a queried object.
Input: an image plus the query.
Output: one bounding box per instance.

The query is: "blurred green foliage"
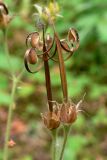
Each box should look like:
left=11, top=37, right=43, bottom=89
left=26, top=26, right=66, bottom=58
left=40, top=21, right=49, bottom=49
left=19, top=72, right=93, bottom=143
left=0, top=0, right=107, bottom=159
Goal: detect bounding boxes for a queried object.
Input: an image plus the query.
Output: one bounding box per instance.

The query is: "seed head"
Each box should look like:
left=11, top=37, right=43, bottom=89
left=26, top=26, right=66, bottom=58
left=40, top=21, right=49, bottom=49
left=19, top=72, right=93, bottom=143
left=41, top=107, right=60, bottom=130
left=60, top=102, right=77, bottom=124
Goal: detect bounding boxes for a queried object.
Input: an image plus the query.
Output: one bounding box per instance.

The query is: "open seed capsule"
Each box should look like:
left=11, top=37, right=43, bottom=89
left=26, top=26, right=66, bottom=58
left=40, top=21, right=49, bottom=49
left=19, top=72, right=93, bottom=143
left=68, top=28, right=79, bottom=42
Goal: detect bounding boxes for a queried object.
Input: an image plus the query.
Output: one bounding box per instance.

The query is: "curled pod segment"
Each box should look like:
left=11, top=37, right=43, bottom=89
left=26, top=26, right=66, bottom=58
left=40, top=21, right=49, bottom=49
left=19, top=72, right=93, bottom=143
left=30, top=32, right=40, bottom=48
left=27, top=48, right=38, bottom=64
left=24, top=48, right=43, bottom=73
left=26, top=32, right=39, bottom=48
left=61, top=28, right=79, bottom=53
left=0, top=2, right=9, bottom=15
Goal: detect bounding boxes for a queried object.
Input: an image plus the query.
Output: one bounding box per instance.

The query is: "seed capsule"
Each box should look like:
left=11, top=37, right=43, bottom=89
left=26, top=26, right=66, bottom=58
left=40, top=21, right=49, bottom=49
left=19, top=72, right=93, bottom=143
left=41, top=111, right=60, bottom=130
left=60, top=102, right=77, bottom=124
left=27, top=48, right=38, bottom=64
left=30, top=32, right=39, bottom=48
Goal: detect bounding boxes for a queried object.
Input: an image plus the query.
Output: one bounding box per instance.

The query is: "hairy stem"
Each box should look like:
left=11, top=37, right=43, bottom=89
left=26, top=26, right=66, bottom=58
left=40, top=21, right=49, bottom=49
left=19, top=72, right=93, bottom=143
left=59, top=126, right=70, bottom=160
left=52, top=130, right=57, bottom=160
left=3, top=29, right=24, bottom=160
left=3, top=29, right=14, bottom=76
left=3, top=77, right=17, bottom=160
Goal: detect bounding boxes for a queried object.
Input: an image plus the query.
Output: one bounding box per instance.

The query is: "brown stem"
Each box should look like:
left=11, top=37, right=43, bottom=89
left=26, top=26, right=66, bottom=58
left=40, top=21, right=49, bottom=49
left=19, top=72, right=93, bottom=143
left=43, top=28, right=53, bottom=112
left=55, top=32, right=68, bottom=102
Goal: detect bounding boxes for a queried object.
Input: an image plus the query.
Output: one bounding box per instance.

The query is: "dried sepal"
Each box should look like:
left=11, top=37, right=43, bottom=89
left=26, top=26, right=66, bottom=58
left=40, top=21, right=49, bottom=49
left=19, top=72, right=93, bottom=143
left=41, top=112, right=60, bottom=130
left=60, top=102, right=77, bottom=124
left=41, top=104, right=60, bottom=130
left=60, top=95, right=85, bottom=125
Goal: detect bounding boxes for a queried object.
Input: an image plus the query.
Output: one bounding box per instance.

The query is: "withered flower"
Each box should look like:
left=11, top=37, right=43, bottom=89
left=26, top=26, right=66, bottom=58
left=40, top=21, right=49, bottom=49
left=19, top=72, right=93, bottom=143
left=41, top=104, right=60, bottom=130
left=0, top=2, right=12, bottom=29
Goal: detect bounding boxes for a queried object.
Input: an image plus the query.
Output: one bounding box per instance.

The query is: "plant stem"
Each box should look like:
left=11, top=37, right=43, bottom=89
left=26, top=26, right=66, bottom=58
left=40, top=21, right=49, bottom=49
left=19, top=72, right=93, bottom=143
left=2, top=29, right=24, bottom=160
left=55, top=33, right=68, bottom=102
left=3, top=29, right=14, bottom=76
left=3, top=77, right=17, bottom=160
left=43, top=27, right=53, bottom=112
left=59, top=126, right=70, bottom=160
left=52, top=129, right=57, bottom=160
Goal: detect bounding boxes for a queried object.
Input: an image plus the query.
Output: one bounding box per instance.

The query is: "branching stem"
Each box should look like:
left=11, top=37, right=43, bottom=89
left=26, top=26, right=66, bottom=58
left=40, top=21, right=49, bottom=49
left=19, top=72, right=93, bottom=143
left=3, top=29, right=24, bottom=160
left=3, top=77, right=17, bottom=160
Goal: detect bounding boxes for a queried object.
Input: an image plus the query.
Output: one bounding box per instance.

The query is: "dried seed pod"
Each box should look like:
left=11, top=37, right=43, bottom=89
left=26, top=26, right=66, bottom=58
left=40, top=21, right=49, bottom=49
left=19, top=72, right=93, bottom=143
left=60, top=102, right=77, bottom=124
left=30, top=32, right=40, bottom=48
left=41, top=111, right=60, bottom=130
left=27, top=48, right=38, bottom=64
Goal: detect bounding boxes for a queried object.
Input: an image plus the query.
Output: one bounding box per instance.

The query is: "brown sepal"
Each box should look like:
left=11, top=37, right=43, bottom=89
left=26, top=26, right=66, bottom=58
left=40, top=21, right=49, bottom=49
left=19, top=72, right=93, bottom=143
left=60, top=102, right=77, bottom=124
left=41, top=111, right=60, bottom=130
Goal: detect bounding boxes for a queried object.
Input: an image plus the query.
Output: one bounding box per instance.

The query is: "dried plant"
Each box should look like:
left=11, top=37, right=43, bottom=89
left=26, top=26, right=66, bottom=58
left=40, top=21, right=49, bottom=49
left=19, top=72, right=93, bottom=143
left=1, top=1, right=84, bottom=160
left=23, top=1, right=83, bottom=159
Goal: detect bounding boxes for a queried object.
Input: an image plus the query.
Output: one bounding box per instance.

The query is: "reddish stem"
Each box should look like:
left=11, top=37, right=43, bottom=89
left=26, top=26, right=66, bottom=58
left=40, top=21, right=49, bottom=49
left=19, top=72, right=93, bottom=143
left=43, top=28, right=53, bottom=112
